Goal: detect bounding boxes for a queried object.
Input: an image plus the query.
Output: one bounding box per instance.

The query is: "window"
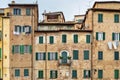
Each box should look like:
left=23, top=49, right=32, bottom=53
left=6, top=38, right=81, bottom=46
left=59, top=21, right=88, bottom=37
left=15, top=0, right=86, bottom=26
left=96, top=32, right=105, bottom=40
left=14, top=25, right=21, bottom=34
left=48, top=52, right=58, bottom=60
left=84, top=50, right=89, bottom=60
left=50, top=70, right=57, bottom=79
left=24, top=69, right=29, bottom=76
left=112, top=33, right=120, bottom=41
left=38, top=70, right=43, bottom=79
left=98, top=14, right=103, bottom=22
left=26, top=8, right=31, bottom=15
left=73, top=34, right=78, bottom=43
left=39, top=36, right=44, bottom=44
left=98, top=51, right=103, bottom=60
left=114, top=69, right=119, bottom=79
left=114, top=51, right=119, bottom=60
left=62, top=34, right=67, bottom=43
left=86, top=35, right=91, bottom=43
left=114, top=14, right=119, bottom=23
left=73, top=50, right=78, bottom=60
left=72, top=70, right=77, bottom=78
left=49, top=36, right=54, bottom=44
left=13, top=8, right=21, bottom=15
left=12, top=45, right=32, bottom=54
left=36, top=52, right=46, bottom=60
left=15, top=69, right=20, bottom=77
left=83, top=70, right=91, bottom=78
left=24, top=26, right=31, bottom=34
left=0, top=48, right=2, bottom=59
left=98, top=70, right=103, bottom=79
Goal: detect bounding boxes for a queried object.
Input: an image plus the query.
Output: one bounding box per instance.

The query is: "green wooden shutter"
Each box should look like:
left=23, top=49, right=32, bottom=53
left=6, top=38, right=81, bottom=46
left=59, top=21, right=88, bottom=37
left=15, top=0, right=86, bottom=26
left=29, top=45, right=32, bottom=54
left=114, top=70, right=119, bottom=79
left=88, top=70, right=91, bottom=78
left=55, top=71, right=57, bottom=78
left=86, top=35, right=90, bottom=43
left=36, top=52, right=38, bottom=60
left=119, top=33, right=120, bottom=41
left=39, top=36, right=43, bottom=44
left=98, top=14, right=103, bottom=22
left=98, top=70, right=103, bottom=79
left=96, top=32, right=98, bottom=40
left=55, top=52, right=58, bottom=60
left=84, top=50, right=89, bottom=60
left=73, top=50, right=78, bottom=60
left=98, top=51, right=103, bottom=60
left=38, top=70, right=43, bottom=79
left=114, top=14, right=119, bottom=23
left=0, top=48, right=1, bottom=59
left=115, top=51, right=119, bottom=60
left=103, top=32, right=105, bottom=40
left=24, top=69, right=29, bottom=76
left=15, top=69, right=20, bottom=77
left=112, top=33, right=115, bottom=41
left=50, top=36, right=54, bottom=44
left=84, top=70, right=86, bottom=78
left=20, top=45, right=24, bottom=54
left=12, top=45, right=14, bottom=54
left=62, top=34, right=66, bottom=43
left=72, top=70, right=77, bottom=78
left=74, top=34, right=78, bottom=43
left=43, top=52, right=46, bottom=60
left=48, top=52, right=50, bottom=60
left=50, top=71, right=53, bottom=78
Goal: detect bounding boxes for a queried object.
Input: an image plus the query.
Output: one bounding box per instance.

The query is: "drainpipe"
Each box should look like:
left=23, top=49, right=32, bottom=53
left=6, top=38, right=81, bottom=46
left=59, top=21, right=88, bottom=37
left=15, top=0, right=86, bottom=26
left=45, top=32, right=47, bottom=80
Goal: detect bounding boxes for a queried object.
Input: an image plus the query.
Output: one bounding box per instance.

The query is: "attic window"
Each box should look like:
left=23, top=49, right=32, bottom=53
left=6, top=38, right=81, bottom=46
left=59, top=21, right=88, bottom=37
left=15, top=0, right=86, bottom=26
left=47, top=15, right=58, bottom=19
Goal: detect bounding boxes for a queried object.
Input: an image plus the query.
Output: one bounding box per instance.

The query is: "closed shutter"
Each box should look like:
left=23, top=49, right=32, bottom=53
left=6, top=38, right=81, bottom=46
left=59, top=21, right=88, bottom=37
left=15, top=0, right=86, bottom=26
left=12, top=45, right=14, bottom=54
left=98, top=14, right=103, bottom=22
left=98, top=51, right=103, bottom=60
left=20, top=45, right=24, bottom=54
left=72, top=70, right=77, bottom=78
left=24, top=69, right=29, bottom=76
left=114, top=70, right=119, bottom=79
left=114, top=14, right=119, bottom=23
left=112, top=33, right=115, bottom=41
left=98, top=70, right=103, bottom=79
left=15, top=69, right=20, bottom=77
left=50, top=36, right=54, bottom=44
left=38, top=70, right=43, bottom=79
left=96, top=32, right=98, bottom=40
left=39, top=36, right=43, bottom=44
left=103, top=32, right=105, bottom=40
left=62, top=34, right=66, bottom=43
left=86, top=35, right=90, bottom=43
left=115, top=52, right=119, bottom=60
left=55, top=52, right=58, bottom=60
left=74, top=34, right=78, bottom=43
left=36, top=52, right=38, bottom=60
left=73, top=50, right=78, bottom=60
left=0, top=48, right=1, bottom=59
left=48, top=52, right=50, bottom=60
left=84, top=50, right=89, bottom=60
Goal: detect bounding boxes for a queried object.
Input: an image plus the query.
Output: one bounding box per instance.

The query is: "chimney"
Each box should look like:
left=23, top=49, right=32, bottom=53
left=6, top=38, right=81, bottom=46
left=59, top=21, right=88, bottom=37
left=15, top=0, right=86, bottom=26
left=11, top=0, right=15, bottom=4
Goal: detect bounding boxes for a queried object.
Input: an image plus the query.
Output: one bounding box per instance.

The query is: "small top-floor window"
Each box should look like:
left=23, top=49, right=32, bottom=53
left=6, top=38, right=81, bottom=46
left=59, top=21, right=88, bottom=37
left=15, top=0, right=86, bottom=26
left=26, top=8, right=31, bottom=16
left=114, top=14, right=119, bottom=23
left=98, top=14, right=103, bottom=23
left=13, top=8, right=21, bottom=15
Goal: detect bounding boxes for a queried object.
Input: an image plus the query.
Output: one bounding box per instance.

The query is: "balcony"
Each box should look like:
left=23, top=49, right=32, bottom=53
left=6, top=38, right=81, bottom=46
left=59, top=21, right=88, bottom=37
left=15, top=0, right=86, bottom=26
left=58, top=57, right=72, bottom=66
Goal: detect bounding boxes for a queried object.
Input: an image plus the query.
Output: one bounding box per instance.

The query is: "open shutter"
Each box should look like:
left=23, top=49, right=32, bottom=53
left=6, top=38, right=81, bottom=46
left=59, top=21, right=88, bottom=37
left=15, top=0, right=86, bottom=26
left=29, top=45, right=32, bottom=54
left=0, top=48, right=1, bottom=59
left=48, top=52, right=50, bottom=60
left=119, top=33, right=120, bottom=41
left=103, top=32, right=105, bottom=40
left=12, top=45, right=14, bottom=54
left=112, top=33, right=115, bottom=41
left=50, top=71, right=52, bottom=78
left=36, top=52, right=38, bottom=60
left=55, top=52, right=58, bottom=60
left=96, top=32, right=98, bottom=40
left=20, top=45, right=24, bottom=54
left=84, top=70, right=86, bottom=78
left=43, top=52, right=46, bottom=60
left=55, top=71, right=57, bottom=78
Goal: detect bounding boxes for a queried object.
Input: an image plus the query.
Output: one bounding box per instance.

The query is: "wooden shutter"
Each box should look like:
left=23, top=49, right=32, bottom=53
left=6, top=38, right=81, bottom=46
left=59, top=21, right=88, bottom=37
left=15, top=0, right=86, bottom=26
left=29, top=45, right=32, bottom=54
left=62, top=34, right=66, bottom=43
left=0, top=48, right=1, bottom=59
left=12, top=45, right=14, bottom=54
left=84, top=50, right=89, bottom=60
left=112, top=33, right=115, bottom=41
left=50, top=71, right=52, bottom=78
left=98, top=70, right=103, bottom=79
left=103, top=32, right=105, bottom=40
left=38, top=70, right=43, bottom=78
left=55, top=52, right=58, bottom=60
left=39, top=36, right=43, bottom=44
left=24, top=69, right=29, bottom=76
left=20, top=45, right=24, bottom=54
left=74, top=34, right=78, bottom=43
left=55, top=71, right=57, bottom=78
left=48, top=52, right=50, bottom=60
left=36, top=52, right=38, bottom=60
left=43, top=52, right=46, bottom=60
left=72, top=70, right=77, bottom=78
left=114, top=70, right=119, bottom=79
left=86, top=35, right=90, bottom=43
left=50, top=36, right=54, bottom=44
left=84, top=70, right=86, bottom=78
left=15, top=69, right=20, bottom=77
left=73, top=50, right=78, bottom=60
left=96, top=32, right=98, bottom=40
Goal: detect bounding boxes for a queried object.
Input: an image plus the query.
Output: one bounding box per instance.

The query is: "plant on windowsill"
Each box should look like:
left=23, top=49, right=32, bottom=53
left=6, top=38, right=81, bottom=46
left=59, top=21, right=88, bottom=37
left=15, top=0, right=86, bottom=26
left=67, top=56, right=71, bottom=59
left=59, top=56, right=63, bottom=59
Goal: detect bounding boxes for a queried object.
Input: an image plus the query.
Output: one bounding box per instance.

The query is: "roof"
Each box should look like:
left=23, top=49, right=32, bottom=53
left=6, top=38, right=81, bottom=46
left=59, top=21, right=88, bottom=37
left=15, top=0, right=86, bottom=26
left=8, top=3, right=38, bottom=6
left=35, top=30, right=92, bottom=32
left=93, top=1, right=120, bottom=8
left=42, top=11, right=65, bottom=22
left=38, top=22, right=75, bottom=25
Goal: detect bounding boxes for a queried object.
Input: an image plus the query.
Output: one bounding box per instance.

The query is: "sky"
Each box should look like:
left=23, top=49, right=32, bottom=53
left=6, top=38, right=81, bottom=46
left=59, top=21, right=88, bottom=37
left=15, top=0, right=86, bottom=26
left=0, top=0, right=120, bottom=21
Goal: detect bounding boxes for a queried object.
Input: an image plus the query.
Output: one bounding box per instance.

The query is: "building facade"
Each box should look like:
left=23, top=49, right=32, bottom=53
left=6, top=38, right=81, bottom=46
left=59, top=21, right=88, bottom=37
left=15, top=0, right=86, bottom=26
left=0, top=1, right=120, bottom=80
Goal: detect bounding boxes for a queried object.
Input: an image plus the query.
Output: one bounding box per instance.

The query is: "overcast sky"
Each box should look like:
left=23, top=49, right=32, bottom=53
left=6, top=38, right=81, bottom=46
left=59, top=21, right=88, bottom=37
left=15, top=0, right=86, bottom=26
left=0, top=0, right=120, bottom=21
